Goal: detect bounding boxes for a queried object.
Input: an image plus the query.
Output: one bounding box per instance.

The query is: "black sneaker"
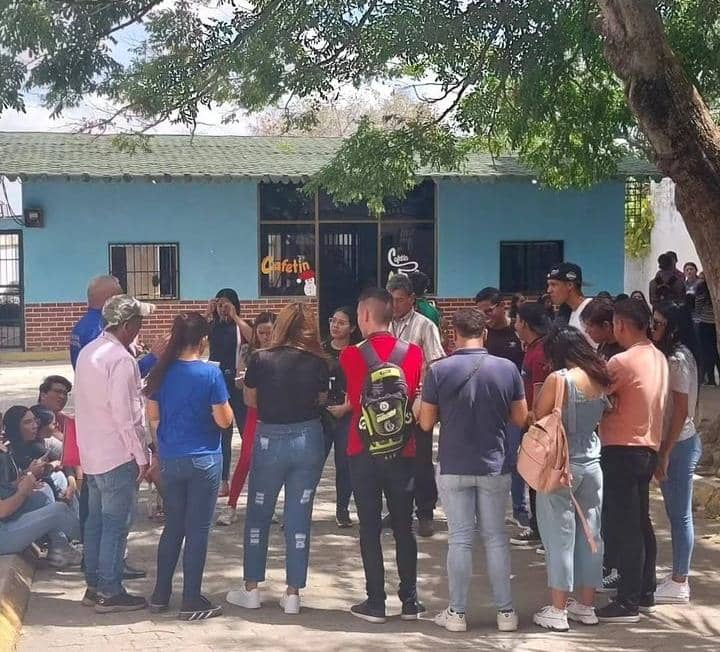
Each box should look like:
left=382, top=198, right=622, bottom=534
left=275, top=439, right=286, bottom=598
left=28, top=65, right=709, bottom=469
left=95, top=591, right=147, bottom=613
left=179, top=595, right=223, bottom=621
left=417, top=518, right=434, bottom=538
left=598, top=570, right=620, bottom=594
left=149, top=591, right=170, bottom=614
left=596, top=601, right=640, bottom=623
left=350, top=600, right=387, bottom=624
left=639, top=594, right=657, bottom=614
left=336, top=510, right=353, bottom=528
left=510, top=528, right=541, bottom=546
left=123, top=563, right=147, bottom=581
left=81, top=588, right=98, bottom=607
left=401, top=600, right=426, bottom=621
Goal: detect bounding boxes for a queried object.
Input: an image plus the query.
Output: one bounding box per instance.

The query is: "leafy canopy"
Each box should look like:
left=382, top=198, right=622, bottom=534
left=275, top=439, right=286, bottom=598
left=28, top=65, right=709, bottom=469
left=2, top=0, right=720, bottom=209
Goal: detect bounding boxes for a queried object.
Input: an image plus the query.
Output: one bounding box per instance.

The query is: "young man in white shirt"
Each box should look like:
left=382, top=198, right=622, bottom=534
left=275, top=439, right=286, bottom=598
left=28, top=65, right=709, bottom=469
left=546, top=263, right=596, bottom=347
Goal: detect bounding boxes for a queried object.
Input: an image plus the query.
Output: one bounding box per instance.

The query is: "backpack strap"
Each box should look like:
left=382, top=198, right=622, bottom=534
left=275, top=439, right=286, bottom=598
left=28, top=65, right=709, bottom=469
left=387, top=339, right=410, bottom=367
left=358, top=340, right=383, bottom=370
left=552, top=370, right=566, bottom=412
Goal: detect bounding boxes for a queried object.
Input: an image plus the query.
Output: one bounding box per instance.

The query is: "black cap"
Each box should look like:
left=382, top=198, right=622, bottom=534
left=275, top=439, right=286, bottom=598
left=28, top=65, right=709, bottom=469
left=547, top=262, right=583, bottom=285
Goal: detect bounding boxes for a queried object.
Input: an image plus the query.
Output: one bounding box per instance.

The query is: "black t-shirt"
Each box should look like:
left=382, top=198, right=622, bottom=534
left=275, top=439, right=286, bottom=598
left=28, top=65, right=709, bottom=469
left=323, top=340, right=348, bottom=406
left=209, top=320, right=238, bottom=382
left=598, top=341, right=624, bottom=360
left=245, top=346, right=329, bottom=424
left=486, top=325, right=524, bottom=371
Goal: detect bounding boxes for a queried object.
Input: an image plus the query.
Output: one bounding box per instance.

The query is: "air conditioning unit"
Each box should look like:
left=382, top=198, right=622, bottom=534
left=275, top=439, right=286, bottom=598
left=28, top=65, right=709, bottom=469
left=24, top=209, right=44, bottom=228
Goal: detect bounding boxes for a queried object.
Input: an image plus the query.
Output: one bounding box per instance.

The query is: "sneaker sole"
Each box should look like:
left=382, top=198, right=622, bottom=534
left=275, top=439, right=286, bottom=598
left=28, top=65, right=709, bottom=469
left=400, top=612, right=426, bottom=621
left=533, top=617, right=569, bottom=632
left=639, top=605, right=657, bottom=614
left=596, top=587, right=618, bottom=594
left=654, top=596, right=689, bottom=605
left=567, top=614, right=599, bottom=626
left=335, top=519, right=353, bottom=528
left=497, top=622, right=519, bottom=632
left=94, top=602, right=147, bottom=613
left=149, top=603, right=169, bottom=614
left=279, top=601, right=300, bottom=615
left=226, top=598, right=261, bottom=609
left=436, top=621, right=467, bottom=632
left=597, top=615, right=640, bottom=623
left=351, top=610, right=386, bottom=624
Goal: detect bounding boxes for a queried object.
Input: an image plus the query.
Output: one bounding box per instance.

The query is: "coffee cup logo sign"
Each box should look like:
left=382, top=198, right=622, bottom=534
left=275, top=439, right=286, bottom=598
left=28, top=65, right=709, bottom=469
left=387, top=247, right=419, bottom=274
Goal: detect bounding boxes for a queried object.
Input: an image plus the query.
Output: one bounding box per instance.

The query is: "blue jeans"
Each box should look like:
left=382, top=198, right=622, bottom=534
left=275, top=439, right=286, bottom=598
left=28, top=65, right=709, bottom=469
left=437, top=472, right=513, bottom=613
left=323, top=412, right=353, bottom=513
left=84, top=460, right=138, bottom=597
left=536, top=462, right=603, bottom=592
left=507, top=425, right=529, bottom=518
left=661, top=434, right=702, bottom=577
left=0, top=484, right=79, bottom=555
left=243, top=419, right=324, bottom=589
left=153, top=454, right=221, bottom=603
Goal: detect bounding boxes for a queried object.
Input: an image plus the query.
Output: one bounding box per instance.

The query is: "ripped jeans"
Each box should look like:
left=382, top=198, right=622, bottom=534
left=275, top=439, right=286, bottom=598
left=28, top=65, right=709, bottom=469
left=243, top=419, right=325, bottom=589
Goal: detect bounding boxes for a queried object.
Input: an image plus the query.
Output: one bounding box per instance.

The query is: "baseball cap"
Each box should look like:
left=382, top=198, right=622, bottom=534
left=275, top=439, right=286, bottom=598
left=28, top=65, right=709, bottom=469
left=547, top=262, right=583, bottom=285
left=102, top=294, right=155, bottom=327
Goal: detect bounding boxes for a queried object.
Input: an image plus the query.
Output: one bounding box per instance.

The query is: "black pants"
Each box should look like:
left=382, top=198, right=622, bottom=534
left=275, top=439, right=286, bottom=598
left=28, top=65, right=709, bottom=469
left=413, top=426, right=437, bottom=521
left=349, top=453, right=417, bottom=607
left=529, top=487, right=539, bottom=535
left=221, top=385, right=246, bottom=481
left=698, top=322, right=720, bottom=384
left=602, top=446, right=658, bottom=609
left=600, top=454, right=617, bottom=573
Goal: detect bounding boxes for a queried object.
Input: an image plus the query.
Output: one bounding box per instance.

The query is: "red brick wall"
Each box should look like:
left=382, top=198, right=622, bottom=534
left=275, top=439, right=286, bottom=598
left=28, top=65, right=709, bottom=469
left=23, top=298, right=318, bottom=352
left=24, top=296, right=484, bottom=353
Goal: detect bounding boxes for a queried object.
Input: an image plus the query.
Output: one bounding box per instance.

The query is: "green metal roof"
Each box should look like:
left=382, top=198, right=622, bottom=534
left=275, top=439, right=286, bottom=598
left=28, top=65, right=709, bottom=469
left=0, top=131, right=657, bottom=181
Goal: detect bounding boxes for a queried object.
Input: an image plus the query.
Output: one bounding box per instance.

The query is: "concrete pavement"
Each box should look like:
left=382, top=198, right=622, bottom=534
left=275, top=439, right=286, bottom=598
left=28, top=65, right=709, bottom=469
left=4, top=362, right=720, bottom=651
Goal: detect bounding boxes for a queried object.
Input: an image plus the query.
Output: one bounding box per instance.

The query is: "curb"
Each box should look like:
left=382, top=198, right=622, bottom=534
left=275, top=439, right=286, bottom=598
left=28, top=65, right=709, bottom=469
left=0, top=552, right=35, bottom=652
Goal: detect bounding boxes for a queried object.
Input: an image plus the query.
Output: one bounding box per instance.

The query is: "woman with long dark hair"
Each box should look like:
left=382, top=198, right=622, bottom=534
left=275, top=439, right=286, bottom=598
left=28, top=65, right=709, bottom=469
left=216, top=311, right=277, bottom=526
left=531, top=327, right=610, bottom=632
left=145, top=312, right=234, bottom=620
left=651, top=302, right=702, bottom=604
left=206, top=288, right=254, bottom=496
left=322, top=306, right=358, bottom=528
left=226, top=302, right=328, bottom=615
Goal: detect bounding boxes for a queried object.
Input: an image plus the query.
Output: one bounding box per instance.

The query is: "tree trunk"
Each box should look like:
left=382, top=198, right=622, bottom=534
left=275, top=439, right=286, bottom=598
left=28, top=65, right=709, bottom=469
left=596, top=0, right=720, bottom=349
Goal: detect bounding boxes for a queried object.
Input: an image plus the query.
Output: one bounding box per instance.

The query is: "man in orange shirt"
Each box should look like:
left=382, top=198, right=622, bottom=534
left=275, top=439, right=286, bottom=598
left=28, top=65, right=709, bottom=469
left=597, top=299, right=669, bottom=623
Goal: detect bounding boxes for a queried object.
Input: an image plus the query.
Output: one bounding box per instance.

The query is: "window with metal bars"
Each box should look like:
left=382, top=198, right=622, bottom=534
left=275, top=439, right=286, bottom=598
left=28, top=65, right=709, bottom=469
left=624, top=178, right=651, bottom=230
left=109, top=243, right=179, bottom=300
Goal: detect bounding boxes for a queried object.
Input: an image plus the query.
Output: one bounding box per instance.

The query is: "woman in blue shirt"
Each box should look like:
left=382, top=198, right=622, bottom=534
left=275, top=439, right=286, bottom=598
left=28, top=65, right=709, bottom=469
left=144, top=312, right=234, bottom=621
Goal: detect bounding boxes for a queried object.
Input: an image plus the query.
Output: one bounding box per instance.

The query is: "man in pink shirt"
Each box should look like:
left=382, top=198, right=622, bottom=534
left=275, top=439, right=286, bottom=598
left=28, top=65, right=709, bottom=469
left=597, top=299, right=669, bottom=624
left=74, top=295, right=154, bottom=613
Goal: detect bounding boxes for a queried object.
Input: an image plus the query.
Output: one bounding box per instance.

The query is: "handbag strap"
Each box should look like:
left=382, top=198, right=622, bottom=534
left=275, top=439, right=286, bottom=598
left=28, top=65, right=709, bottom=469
left=570, top=491, right=599, bottom=554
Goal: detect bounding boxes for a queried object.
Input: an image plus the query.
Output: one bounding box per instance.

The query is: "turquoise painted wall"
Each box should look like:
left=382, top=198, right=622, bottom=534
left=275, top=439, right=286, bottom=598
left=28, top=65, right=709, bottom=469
left=5, top=180, right=259, bottom=302
left=436, top=180, right=625, bottom=296
left=4, top=177, right=624, bottom=303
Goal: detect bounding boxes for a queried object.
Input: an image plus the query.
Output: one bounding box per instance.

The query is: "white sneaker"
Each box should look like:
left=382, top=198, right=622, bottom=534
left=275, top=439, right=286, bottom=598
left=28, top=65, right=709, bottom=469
left=279, top=592, right=300, bottom=615
left=533, top=605, right=570, bottom=632
left=655, top=577, right=690, bottom=604
left=216, top=506, right=237, bottom=526
left=47, top=544, right=82, bottom=569
left=566, top=598, right=599, bottom=625
left=434, top=607, right=467, bottom=632
left=226, top=585, right=261, bottom=609
left=497, top=610, right=519, bottom=632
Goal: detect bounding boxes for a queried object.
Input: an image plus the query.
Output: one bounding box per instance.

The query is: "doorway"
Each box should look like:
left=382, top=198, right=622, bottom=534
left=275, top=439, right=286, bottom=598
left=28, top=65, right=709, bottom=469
left=318, top=223, right=378, bottom=335
left=0, top=231, right=23, bottom=349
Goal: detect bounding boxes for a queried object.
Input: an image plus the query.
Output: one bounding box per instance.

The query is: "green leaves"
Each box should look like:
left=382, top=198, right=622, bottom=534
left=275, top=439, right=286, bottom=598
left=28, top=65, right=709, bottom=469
left=2, top=1, right=718, bottom=203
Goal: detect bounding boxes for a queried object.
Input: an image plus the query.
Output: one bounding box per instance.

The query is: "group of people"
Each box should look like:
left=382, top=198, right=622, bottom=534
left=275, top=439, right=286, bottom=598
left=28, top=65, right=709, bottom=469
left=0, top=258, right=709, bottom=632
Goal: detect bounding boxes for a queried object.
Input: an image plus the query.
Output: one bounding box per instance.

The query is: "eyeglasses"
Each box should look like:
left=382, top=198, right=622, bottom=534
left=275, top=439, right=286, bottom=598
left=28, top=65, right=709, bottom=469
left=329, top=318, right=350, bottom=327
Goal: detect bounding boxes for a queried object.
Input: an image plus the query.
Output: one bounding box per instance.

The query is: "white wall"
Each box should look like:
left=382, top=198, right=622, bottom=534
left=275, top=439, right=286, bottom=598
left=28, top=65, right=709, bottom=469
left=624, top=178, right=701, bottom=294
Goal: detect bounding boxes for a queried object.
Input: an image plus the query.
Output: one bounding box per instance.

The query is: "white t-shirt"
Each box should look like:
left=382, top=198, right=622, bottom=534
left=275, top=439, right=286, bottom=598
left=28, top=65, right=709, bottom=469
left=663, top=344, right=698, bottom=442
left=569, top=297, right=597, bottom=349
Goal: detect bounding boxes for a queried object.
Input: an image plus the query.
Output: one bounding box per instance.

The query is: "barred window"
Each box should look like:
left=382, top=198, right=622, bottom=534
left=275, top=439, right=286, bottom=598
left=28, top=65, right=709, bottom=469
left=109, top=243, right=179, bottom=300
left=624, top=177, right=651, bottom=231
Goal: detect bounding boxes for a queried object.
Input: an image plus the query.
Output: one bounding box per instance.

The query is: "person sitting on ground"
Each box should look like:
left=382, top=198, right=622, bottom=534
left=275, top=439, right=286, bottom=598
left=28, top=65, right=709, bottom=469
left=0, top=439, right=81, bottom=566
left=29, top=405, right=63, bottom=460
left=651, top=302, right=702, bottom=605
left=532, top=327, right=610, bottom=632
left=649, top=254, right=686, bottom=307
left=580, top=299, right=624, bottom=361
left=341, top=288, right=425, bottom=624
left=511, top=301, right=552, bottom=549
left=597, top=299, right=669, bottom=623
left=216, top=311, right=277, bottom=526
left=420, top=308, right=526, bottom=633
left=546, top=263, right=595, bottom=346
left=226, top=303, right=328, bottom=616
left=145, top=312, right=234, bottom=621
left=3, top=406, right=79, bottom=518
